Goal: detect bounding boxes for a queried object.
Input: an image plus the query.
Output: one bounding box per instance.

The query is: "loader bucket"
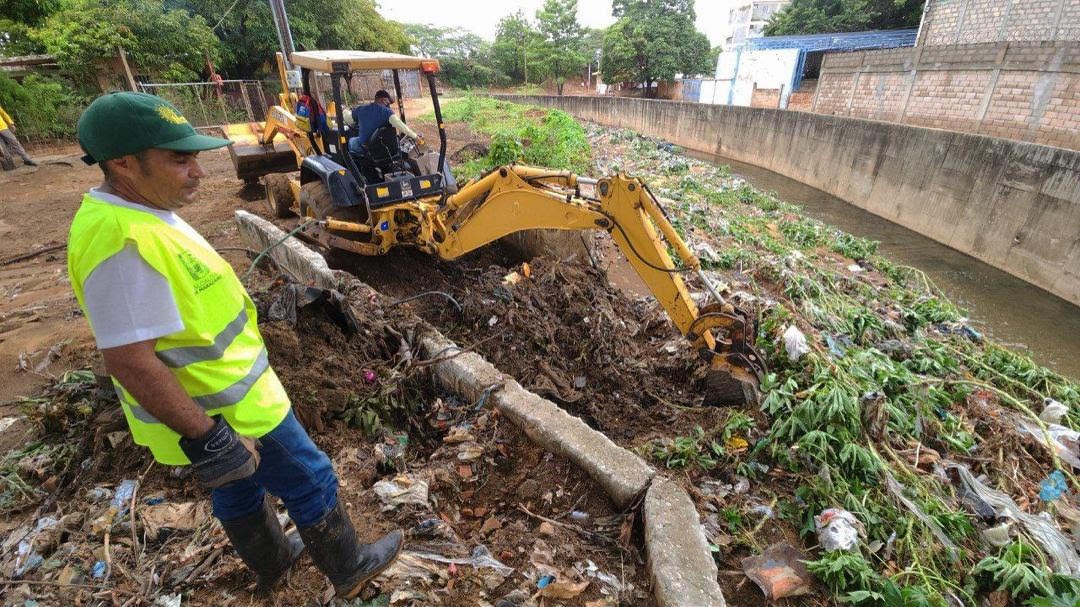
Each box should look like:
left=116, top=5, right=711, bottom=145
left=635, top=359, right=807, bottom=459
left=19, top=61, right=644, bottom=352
left=222, top=122, right=297, bottom=182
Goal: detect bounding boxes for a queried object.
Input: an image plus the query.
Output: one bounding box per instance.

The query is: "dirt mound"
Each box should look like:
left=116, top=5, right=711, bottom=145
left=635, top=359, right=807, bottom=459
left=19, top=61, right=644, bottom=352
left=403, top=257, right=721, bottom=445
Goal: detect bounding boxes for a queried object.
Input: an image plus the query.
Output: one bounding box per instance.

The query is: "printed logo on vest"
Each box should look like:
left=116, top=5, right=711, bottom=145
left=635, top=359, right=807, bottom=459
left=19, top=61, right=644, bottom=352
left=177, top=250, right=222, bottom=294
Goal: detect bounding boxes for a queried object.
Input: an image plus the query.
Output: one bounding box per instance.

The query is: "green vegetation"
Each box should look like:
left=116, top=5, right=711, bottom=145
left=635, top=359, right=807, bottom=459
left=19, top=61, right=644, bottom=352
left=432, top=95, right=592, bottom=178
left=572, top=118, right=1080, bottom=606
left=404, top=24, right=509, bottom=89
left=764, top=0, right=926, bottom=36
left=601, top=0, right=713, bottom=95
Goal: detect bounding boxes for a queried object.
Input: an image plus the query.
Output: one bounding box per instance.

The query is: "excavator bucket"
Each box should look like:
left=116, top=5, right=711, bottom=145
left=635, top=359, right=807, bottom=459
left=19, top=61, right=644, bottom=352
left=703, top=356, right=763, bottom=407
left=694, top=303, right=766, bottom=407
left=222, top=122, right=297, bottom=182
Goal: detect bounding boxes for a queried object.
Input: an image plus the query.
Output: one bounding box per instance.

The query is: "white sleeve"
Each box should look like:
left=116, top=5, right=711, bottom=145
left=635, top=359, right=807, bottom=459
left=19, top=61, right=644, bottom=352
left=83, top=244, right=185, bottom=349
left=389, top=114, right=418, bottom=139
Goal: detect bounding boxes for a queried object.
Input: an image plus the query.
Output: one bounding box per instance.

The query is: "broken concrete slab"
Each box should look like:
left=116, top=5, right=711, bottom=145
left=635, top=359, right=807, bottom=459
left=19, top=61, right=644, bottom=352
left=644, top=478, right=725, bottom=607
left=233, top=210, right=337, bottom=290
left=418, top=332, right=654, bottom=509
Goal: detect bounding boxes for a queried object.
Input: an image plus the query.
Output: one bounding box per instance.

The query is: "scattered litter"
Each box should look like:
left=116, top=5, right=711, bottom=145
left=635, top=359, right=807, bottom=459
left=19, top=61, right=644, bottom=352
left=86, top=486, right=113, bottom=503
left=91, top=560, right=107, bottom=578
left=1017, top=419, right=1080, bottom=469
left=1040, top=398, right=1069, bottom=424
left=733, top=476, right=751, bottom=494
left=815, top=508, right=863, bottom=552
left=153, top=595, right=182, bottom=607
left=373, top=475, right=430, bottom=511
left=457, top=442, right=484, bottom=461
left=363, top=369, right=377, bottom=384
left=538, top=579, right=589, bottom=599
left=140, top=501, right=212, bottom=539
left=111, top=479, right=137, bottom=514
left=409, top=545, right=513, bottom=576
left=982, top=522, right=1014, bottom=547
left=846, top=264, right=863, bottom=273
left=568, top=511, right=590, bottom=526
left=749, top=503, right=775, bottom=519
left=782, top=325, right=810, bottom=362
left=885, top=470, right=958, bottom=560
left=949, top=463, right=1080, bottom=575
left=741, top=542, right=813, bottom=599
left=580, top=559, right=633, bottom=595
left=1039, top=470, right=1068, bottom=502
left=0, top=416, right=19, bottom=433
left=537, top=574, right=554, bottom=589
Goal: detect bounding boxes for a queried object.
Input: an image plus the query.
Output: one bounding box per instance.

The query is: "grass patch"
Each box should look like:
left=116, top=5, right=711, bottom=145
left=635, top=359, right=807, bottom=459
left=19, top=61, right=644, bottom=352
left=427, top=95, right=592, bottom=179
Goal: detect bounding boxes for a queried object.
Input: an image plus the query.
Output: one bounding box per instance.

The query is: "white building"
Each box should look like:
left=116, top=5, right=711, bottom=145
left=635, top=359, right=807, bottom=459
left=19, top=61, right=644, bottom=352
left=724, top=1, right=791, bottom=49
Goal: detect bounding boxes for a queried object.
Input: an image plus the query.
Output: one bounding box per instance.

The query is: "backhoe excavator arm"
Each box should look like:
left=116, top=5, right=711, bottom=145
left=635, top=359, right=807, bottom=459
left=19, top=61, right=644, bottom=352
left=433, top=165, right=765, bottom=406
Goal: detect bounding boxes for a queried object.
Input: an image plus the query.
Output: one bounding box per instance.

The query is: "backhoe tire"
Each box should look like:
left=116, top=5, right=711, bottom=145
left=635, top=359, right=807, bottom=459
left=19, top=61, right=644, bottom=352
left=299, top=181, right=367, bottom=223
left=263, top=174, right=295, bottom=219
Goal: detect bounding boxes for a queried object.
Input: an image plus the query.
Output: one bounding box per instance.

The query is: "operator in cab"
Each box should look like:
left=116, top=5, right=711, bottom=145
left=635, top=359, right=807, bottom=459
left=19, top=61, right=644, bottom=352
left=346, top=89, right=422, bottom=159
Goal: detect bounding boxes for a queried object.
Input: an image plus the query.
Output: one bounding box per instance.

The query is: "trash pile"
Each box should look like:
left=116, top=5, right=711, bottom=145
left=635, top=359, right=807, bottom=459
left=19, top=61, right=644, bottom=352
left=0, top=278, right=650, bottom=606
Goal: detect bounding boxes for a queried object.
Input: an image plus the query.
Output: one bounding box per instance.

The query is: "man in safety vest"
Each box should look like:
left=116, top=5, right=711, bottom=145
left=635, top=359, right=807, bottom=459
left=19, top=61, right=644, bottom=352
left=67, top=92, right=402, bottom=599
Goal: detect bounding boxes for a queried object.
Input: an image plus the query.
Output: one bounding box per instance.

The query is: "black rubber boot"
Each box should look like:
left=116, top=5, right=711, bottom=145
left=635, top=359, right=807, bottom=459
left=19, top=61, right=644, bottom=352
left=298, top=500, right=404, bottom=599
left=220, top=496, right=305, bottom=591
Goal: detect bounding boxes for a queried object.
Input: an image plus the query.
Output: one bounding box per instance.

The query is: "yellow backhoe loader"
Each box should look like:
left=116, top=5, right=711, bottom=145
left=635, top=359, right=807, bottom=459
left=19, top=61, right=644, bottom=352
left=224, top=50, right=765, bottom=407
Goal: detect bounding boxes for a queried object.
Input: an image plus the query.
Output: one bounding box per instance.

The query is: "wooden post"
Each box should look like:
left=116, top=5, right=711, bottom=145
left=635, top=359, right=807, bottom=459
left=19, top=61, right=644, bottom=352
left=117, top=47, right=137, bottom=91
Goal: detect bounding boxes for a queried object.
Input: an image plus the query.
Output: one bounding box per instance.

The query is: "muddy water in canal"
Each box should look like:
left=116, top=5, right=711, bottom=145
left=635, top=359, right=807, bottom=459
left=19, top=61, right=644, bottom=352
left=691, top=152, right=1080, bottom=382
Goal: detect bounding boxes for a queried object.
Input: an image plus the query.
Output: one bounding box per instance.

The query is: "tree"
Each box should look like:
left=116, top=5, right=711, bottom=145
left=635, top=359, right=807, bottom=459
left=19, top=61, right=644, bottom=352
left=175, top=0, right=410, bottom=79
left=404, top=24, right=509, bottom=89
left=35, top=0, right=220, bottom=84
left=492, top=10, right=538, bottom=84
left=532, top=0, right=586, bottom=95
left=763, top=0, right=926, bottom=36
left=601, top=0, right=711, bottom=97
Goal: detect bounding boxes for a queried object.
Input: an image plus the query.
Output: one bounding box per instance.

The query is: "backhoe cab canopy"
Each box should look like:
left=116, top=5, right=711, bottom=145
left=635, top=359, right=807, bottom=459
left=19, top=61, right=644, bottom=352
left=289, top=50, right=439, bottom=74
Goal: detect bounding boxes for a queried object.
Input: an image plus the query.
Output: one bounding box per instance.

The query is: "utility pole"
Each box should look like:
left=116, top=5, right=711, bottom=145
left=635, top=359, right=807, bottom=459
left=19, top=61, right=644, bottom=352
left=267, top=0, right=296, bottom=67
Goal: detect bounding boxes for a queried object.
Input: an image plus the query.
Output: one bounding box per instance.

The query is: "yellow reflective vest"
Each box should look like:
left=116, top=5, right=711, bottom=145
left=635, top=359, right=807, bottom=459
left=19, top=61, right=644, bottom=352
left=68, top=193, right=290, bottom=464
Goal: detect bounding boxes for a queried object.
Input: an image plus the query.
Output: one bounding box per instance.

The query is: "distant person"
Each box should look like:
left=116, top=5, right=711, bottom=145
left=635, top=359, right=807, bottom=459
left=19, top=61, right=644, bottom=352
left=346, top=89, right=422, bottom=159
left=0, top=103, right=38, bottom=167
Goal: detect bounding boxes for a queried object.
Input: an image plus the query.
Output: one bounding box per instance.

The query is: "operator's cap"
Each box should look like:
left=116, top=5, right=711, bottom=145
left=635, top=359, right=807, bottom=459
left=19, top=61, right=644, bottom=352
left=374, top=89, right=394, bottom=103
left=76, top=92, right=231, bottom=165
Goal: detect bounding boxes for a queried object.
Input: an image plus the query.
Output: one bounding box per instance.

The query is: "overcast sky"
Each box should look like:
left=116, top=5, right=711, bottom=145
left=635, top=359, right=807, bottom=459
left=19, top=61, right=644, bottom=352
left=380, top=0, right=741, bottom=47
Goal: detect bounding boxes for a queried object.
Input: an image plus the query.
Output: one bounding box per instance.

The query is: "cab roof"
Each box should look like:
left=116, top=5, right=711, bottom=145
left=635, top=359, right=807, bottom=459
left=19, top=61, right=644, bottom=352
left=289, top=50, right=439, bottom=72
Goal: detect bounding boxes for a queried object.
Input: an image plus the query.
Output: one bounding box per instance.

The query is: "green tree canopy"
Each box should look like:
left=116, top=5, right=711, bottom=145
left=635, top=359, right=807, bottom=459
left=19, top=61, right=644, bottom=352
left=177, top=0, right=409, bottom=79
left=763, top=0, right=925, bottom=36
left=35, top=0, right=220, bottom=84
left=532, top=0, right=586, bottom=95
left=404, top=23, right=508, bottom=89
left=601, top=0, right=711, bottom=96
left=492, top=10, right=539, bottom=84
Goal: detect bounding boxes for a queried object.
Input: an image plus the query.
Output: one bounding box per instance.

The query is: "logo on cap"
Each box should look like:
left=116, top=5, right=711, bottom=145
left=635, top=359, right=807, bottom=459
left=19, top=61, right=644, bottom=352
left=156, top=105, right=189, bottom=125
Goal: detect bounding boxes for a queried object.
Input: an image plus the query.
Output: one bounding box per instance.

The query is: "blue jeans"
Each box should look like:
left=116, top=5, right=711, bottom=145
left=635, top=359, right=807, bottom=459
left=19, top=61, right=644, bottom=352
left=211, top=410, right=338, bottom=528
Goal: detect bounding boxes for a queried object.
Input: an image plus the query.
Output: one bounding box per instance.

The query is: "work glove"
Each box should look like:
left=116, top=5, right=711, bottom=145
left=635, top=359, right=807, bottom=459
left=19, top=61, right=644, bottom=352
left=179, top=415, right=260, bottom=488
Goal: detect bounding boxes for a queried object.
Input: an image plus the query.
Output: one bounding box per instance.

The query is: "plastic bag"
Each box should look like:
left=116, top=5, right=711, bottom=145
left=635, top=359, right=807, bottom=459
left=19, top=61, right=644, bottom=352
left=782, top=326, right=810, bottom=362
left=815, top=508, right=863, bottom=552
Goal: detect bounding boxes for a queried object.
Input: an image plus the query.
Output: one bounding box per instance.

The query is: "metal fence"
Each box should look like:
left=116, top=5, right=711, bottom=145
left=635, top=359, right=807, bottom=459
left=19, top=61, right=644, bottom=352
left=136, top=80, right=272, bottom=130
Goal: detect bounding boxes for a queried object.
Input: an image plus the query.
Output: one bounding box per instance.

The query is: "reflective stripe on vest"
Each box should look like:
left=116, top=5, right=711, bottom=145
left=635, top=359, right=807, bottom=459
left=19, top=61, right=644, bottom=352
left=68, top=194, right=290, bottom=465
left=118, top=347, right=271, bottom=424
left=156, top=308, right=248, bottom=368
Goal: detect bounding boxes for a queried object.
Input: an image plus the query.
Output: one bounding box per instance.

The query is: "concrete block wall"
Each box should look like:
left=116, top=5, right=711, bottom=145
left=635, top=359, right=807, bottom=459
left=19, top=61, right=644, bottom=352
left=918, top=0, right=1080, bottom=46
left=787, top=79, right=817, bottom=111
left=813, top=41, right=1080, bottom=150
left=495, top=94, right=1080, bottom=308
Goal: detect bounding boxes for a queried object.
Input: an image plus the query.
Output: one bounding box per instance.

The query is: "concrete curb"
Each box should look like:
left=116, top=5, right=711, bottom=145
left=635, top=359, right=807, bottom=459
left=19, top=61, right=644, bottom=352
left=235, top=213, right=725, bottom=607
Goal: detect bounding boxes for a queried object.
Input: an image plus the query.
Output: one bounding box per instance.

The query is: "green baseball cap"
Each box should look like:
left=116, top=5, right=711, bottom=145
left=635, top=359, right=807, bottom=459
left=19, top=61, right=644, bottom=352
left=77, top=91, right=230, bottom=165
